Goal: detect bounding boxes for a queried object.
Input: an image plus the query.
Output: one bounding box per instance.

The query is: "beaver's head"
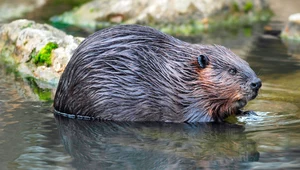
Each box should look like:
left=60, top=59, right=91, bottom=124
left=194, top=45, right=261, bottom=121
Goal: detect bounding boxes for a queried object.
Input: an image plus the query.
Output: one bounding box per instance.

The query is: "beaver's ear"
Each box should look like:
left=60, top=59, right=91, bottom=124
left=197, top=55, right=209, bottom=69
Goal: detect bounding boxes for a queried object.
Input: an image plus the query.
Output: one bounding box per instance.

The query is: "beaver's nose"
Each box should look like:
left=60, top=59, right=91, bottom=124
left=250, top=78, right=262, bottom=90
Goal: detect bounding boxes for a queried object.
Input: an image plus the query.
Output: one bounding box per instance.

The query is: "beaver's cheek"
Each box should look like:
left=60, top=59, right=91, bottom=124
left=234, top=99, right=247, bottom=109
left=241, top=89, right=258, bottom=102
left=249, top=90, right=259, bottom=100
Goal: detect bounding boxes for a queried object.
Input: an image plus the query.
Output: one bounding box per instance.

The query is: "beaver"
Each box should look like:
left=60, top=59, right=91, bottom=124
left=54, top=25, right=261, bottom=122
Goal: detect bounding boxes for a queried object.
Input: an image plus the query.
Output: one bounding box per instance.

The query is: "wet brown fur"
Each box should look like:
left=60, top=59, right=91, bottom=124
left=54, top=25, right=260, bottom=122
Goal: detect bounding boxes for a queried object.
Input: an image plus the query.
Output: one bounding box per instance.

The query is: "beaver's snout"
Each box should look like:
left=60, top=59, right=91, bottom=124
left=249, top=78, right=261, bottom=100
left=250, top=78, right=262, bottom=91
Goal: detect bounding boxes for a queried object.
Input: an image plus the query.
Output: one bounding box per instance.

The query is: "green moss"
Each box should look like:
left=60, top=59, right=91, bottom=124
left=0, top=61, right=21, bottom=78
left=26, top=77, right=52, bottom=101
left=89, top=8, right=95, bottom=13
left=29, top=48, right=37, bottom=62
left=37, top=89, right=52, bottom=101
left=0, top=46, right=16, bottom=65
left=32, top=42, right=58, bottom=66
left=23, top=41, right=28, bottom=46
left=21, top=22, right=33, bottom=29
left=156, top=6, right=272, bottom=35
left=232, top=2, right=240, bottom=13
left=243, top=27, right=252, bottom=37
left=243, top=1, right=253, bottom=13
left=52, top=0, right=91, bottom=6
left=208, top=8, right=273, bottom=33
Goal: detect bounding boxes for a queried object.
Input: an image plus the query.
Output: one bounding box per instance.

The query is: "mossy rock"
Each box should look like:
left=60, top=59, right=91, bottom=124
left=50, top=0, right=273, bottom=36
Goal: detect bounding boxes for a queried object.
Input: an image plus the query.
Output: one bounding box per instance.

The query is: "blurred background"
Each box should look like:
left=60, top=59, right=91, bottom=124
left=1, top=0, right=300, bottom=170
left=0, top=0, right=298, bottom=37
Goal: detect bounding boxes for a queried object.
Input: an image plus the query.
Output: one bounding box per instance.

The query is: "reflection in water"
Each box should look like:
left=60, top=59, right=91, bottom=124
left=0, top=65, right=73, bottom=170
left=244, top=35, right=300, bottom=75
left=55, top=116, right=259, bottom=169
left=0, top=101, right=73, bottom=170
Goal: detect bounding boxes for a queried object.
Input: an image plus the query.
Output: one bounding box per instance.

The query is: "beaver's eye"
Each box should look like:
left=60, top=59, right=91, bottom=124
left=228, top=68, right=237, bottom=75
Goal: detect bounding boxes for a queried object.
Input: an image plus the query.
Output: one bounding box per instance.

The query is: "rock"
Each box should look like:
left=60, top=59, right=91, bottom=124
left=267, top=0, right=300, bottom=23
left=280, top=13, right=300, bottom=57
left=0, top=0, right=46, bottom=22
left=281, top=38, right=300, bottom=58
left=51, top=0, right=270, bottom=33
left=34, top=66, right=60, bottom=86
left=0, top=19, right=84, bottom=87
left=52, top=36, right=84, bottom=73
left=281, top=13, right=300, bottom=40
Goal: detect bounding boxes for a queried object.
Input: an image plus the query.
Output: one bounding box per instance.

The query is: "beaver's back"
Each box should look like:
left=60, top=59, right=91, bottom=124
left=54, top=25, right=199, bottom=122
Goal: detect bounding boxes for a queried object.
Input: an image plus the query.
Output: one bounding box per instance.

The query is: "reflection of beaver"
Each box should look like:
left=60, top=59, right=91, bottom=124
left=55, top=116, right=259, bottom=169
left=54, top=25, right=261, bottom=122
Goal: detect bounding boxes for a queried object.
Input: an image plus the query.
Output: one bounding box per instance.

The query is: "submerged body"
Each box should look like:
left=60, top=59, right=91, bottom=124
left=54, top=25, right=261, bottom=122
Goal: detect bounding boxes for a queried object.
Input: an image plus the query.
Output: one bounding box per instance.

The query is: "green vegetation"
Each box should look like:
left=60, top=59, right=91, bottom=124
left=0, top=62, right=21, bottom=79
left=26, top=77, right=52, bottom=101
left=21, top=22, right=33, bottom=29
left=52, top=0, right=91, bottom=6
left=0, top=46, right=17, bottom=66
left=243, top=27, right=252, bottom=37
left=32, top=42, right=58, bottom=66
left=157, top=8, right=273, bottom=36
left=232, top=2, right=240, bottom=13
left=243, top=1, right=254, bottom=13
left=89, top=8, right=95, bottom=13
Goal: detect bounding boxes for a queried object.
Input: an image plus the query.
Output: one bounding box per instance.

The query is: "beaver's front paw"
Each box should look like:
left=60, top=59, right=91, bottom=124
left=237, top=110, right=258, bottom=116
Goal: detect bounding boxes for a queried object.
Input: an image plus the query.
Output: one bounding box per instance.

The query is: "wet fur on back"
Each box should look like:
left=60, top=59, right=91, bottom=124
left=54, top=25, right=260, bottom=122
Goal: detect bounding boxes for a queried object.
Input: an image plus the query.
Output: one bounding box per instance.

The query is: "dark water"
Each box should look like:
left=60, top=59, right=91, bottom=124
left=1, top=28, right=300, bottom=169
